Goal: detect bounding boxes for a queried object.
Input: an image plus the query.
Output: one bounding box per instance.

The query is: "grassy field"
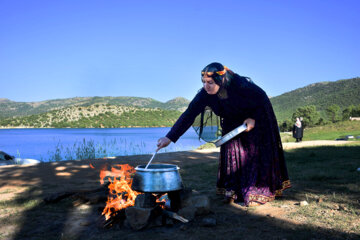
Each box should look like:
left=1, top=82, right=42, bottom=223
left=303, top=121, right=360, bottom=141
left=200, top=121, right=360, bottom=145
left=281, top=121, right=360, bottom=143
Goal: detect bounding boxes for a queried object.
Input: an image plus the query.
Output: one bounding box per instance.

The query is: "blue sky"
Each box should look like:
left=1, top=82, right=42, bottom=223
left=1, top=0, right=359, bottom=103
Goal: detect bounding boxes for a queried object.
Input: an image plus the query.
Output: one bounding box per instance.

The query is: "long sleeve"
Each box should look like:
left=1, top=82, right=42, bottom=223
left=225, top=76, right=268, bottom=122
left=166, top=90, right=207, bottom=143
left=247, top=105, right=263, bottom=122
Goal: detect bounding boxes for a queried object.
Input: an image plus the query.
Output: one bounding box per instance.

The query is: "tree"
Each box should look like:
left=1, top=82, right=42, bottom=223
left=325, top=104, right=341, bottom=123
left=342, top=104, right=360, bottom=120
left=342, top=105, right=354, bottom=120
left=351, top=104, right=360, bottom=117
left=317, top=117, right=327, bottom=125
left=292, top=105, right=320, bottom=127
left=279, top=119, right=293, bottom=132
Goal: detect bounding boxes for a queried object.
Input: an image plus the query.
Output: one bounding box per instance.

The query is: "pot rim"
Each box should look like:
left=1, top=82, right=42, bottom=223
left=135, top=164, right=180, bottom=172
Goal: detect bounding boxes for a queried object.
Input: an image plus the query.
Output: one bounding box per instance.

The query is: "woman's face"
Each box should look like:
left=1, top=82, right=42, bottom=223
left=202, top=76, right=220, bottom=95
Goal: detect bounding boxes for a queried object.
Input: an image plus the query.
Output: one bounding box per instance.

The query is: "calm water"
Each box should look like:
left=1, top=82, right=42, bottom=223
left=0, top=128, right=205, bottom=162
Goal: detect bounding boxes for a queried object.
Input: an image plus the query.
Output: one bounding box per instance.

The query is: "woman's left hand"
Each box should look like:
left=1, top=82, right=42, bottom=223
left=243, top=118, right=255, bottom=132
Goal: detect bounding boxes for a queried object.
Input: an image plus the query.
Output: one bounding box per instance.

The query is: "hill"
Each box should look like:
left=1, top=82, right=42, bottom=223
left=0, top=96, right=190, bottom=118
left=164, top=97, right=190, bottom=112
left=270, top=77, right=360, bottom=122
left=0, top=104, right=182, bottom=128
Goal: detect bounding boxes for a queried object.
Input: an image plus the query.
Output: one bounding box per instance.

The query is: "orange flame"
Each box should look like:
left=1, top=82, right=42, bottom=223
left=100, top=164, right=140, bottom=220
left=156, top=194, right=168, bottom=209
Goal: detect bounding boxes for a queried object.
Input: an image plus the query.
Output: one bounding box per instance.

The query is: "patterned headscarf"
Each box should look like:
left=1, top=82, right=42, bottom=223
left=201, top=62, right=233, bottom=86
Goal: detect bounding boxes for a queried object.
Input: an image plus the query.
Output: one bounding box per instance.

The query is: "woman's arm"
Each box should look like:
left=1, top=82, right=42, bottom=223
left=165, top=90, right=207, bottom=143
left=156, top=90, right=207, bottom=151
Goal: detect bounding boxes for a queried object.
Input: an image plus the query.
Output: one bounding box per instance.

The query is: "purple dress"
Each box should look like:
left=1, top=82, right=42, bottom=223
left=166, top=75, right=291, bottom=205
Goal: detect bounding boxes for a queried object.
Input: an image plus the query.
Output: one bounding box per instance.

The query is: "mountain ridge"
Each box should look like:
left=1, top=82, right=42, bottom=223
left=0, top=96, right=190, bottom=118
left=0, top=104, right=182, bottom=128
left=1, top=77, right=359, bottom=126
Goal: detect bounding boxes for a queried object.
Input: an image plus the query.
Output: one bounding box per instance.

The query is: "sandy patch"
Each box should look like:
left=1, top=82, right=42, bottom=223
left=282, top=140, right=352, bottom=149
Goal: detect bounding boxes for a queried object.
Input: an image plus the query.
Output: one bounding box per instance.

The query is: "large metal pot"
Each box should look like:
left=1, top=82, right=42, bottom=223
left=131, top=164, right=183, bottom=193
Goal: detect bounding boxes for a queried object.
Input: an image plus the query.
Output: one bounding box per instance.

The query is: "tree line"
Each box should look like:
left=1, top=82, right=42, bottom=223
left=279, top=104, right=360, bottom=132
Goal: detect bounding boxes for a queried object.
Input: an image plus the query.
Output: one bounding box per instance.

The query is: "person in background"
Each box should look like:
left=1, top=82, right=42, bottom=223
left=157, top=62, right=291, bottom=207
left=299, top=117, right=304, bottom=141
left=292, top=117, right=303, bottom=142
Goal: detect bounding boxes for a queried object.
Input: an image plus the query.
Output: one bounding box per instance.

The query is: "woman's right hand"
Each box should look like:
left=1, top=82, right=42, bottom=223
left=156, top=137, right=171, bottom=151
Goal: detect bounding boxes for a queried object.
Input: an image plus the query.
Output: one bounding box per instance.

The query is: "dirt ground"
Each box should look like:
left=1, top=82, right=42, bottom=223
left=282, top=140, right=352, bottom=150
left=0, top=140, right=357, bottom=240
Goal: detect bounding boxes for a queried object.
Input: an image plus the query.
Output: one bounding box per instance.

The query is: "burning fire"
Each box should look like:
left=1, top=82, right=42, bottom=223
left=99, top=164, right=140, bottom=220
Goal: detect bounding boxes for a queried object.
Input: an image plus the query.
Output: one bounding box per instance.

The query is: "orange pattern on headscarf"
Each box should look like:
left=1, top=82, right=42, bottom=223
left=201, top=71, right=214, bottom=76
left=201, top=66, right=230, bottom=76
left=217, top=66, right=231, bottom=75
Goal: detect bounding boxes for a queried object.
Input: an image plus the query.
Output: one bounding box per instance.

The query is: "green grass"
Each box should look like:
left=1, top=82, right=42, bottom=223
left=196, top=142, right=216, bottom=150
left=302, top=121, right=360, bottom=141
left=283, top=143, right=360, bottom=235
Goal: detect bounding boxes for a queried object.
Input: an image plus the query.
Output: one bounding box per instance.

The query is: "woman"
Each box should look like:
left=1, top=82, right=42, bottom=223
left=292, top=117, right=303, bottom=142
left=157, top=62, right=291, bottom=207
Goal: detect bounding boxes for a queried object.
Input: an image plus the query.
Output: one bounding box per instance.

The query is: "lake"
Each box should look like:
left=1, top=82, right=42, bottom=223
left=0, top=128, right=205, bottom=162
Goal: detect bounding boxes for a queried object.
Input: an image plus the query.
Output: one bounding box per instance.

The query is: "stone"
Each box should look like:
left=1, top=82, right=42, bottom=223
left=179, top=189, right=202, bottom=208
left=125, top=206, right=152, bottom=230
left=148, top=216, right=163, bottom=228
left=200, top=217, right=216, bottom=227
left=179, top=188, right=193, bottom=208
left=134, top=193, right=156, bottom=208
left=181, top=197, right=193, bottom=208
left=332, top=204, right=340, bottom=210
left=192, top=195, right=211, bottom=215
left=123, top=219, right=132, bottom=229
left=178, top=206, right=196, bottom=221
left=339, top=204, right=348, bottom=211
left=180, top=188, right=193, bottom=198
left=299, top=201, right=309, bottom=206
